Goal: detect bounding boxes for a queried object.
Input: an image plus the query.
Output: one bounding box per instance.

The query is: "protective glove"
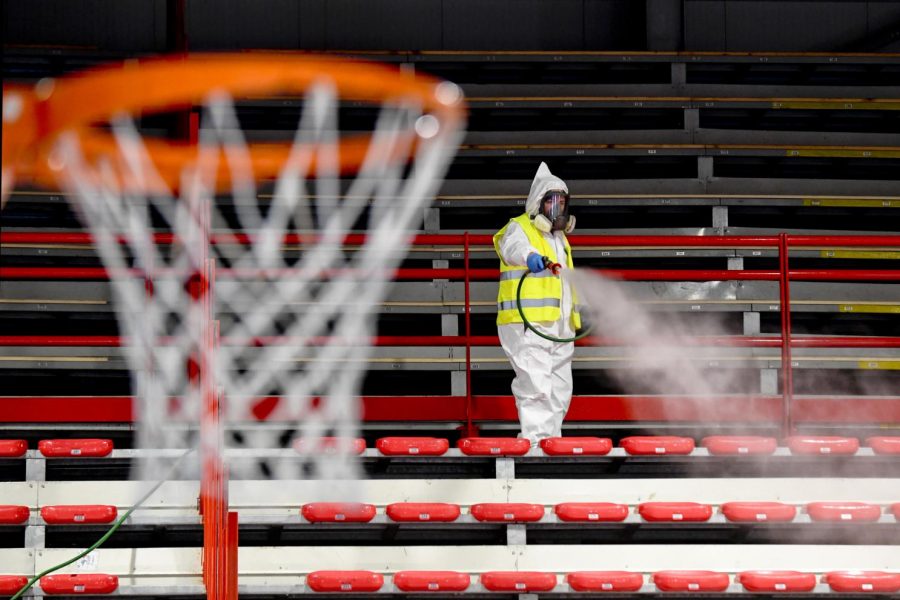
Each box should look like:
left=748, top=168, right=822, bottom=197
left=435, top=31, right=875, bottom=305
left=526, top=253, right=547, bottom=274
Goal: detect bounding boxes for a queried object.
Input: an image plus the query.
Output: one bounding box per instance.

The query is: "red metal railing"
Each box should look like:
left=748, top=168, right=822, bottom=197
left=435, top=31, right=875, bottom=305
left=1, top=232, right=899, bottom=435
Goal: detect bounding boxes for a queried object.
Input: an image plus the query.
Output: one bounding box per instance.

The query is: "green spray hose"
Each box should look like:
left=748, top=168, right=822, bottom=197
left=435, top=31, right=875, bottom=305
left=516, top=270, right=592, bottom=343
left=12, top=449, right=194, bottom=600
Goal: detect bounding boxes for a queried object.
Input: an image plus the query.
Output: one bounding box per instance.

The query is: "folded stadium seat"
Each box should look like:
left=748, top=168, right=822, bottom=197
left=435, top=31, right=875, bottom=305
left=806, top=502, right=882, bottom=522
left=480, top=572, right=557, bottom=592
left=376, top=437, right=449, bottom=456
left=825, top=571, right=900, bottom=593
left=0, top=505, right=30, bottom=525
left=720, top=501, right=797, bottom=523
left=40, top=574, right=119, bottom=595
left=293, top=437, right=366, bottom=455
left=638, top=502, right=713, bottom=522
left=540, top=436, right=612, bottom=455
left=457, top=437, right=530, bottom=456
left=554, top=502, right=629, bottom=522
left=701, top=436, right=777, bottom=455
left=38, top=439, right=113, bottom=457
left=393, top=571, right=471, bottom=592
left=866, top=436, right=900, bottom=455
left=0, top=439, right=27, bottom=457
left=620, top=436, right=694, bottom=455
left=301, top=502, right=376, bottom=523
left=737, top=570, right=816, bottom=592
left=469, top=503, right=544, bottom=522
left=785, top=435, right=859, bottom=455
left=566, top=571, right=644, bottom=592
left=892, top=503, right=900, bottom=519
left=385, top=502, right=460, bottom=522
left=306, top=571, right=383, bottom=592
left=0, top=575, right=29, bottom=596
left=40, top=505, right=118, bottom=524
left=652, top=570, right=730, bottom=592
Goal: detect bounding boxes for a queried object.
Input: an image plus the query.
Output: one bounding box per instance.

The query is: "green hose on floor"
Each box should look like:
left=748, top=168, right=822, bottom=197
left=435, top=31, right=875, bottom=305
left=11, top=449, right=194, bottom=600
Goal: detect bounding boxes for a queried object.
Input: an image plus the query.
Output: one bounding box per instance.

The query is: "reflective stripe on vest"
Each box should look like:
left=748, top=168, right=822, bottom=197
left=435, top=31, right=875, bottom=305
left=497, top=298, right=562, bottom=312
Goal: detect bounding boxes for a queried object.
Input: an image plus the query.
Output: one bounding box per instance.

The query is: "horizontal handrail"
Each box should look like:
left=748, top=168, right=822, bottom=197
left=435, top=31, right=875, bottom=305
left=4, top=266, right=900, bottom=282
left=4, top=232, right=900, bottom=248
left=3, top=335, right=900, bottom=349
left=1, top=394, right=897, bottom=424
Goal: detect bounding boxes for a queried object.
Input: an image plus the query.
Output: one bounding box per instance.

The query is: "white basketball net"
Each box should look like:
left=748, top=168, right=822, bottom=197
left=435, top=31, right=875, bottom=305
left=49, top=77, right=464, bottom=492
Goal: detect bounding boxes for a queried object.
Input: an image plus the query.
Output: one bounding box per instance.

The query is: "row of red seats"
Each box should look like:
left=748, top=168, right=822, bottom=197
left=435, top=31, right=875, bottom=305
left=304, top=570, right=900, bottom=593
left=5, top=570, right=898, bottom=594
left=3, top=435, right=899, bottom=458
left=299, top=501, right=900, bottom=523
left=6, top=501, right=896, bottom=525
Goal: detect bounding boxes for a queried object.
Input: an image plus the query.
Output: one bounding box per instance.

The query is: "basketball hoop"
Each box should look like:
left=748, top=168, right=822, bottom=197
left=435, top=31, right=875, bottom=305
left=1, top=54, right=466, bottom=492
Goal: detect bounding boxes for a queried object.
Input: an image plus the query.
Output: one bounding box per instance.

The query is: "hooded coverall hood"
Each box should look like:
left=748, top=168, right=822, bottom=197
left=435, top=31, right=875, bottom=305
left=525, top=162, right=568, bottom=217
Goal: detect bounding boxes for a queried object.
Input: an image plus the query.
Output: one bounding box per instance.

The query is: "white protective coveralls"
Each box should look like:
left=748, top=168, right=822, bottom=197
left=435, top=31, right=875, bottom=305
left=496, top=163, right=576, bottom=444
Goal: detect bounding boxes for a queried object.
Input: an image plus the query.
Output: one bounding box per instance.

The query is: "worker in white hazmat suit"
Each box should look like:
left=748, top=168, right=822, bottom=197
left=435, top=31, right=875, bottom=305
left=493, top=162, right=581, bottom=445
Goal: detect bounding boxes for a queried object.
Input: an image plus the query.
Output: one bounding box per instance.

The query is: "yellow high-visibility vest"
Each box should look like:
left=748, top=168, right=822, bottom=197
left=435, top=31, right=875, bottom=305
left=493, top=213, right=581, bottom=329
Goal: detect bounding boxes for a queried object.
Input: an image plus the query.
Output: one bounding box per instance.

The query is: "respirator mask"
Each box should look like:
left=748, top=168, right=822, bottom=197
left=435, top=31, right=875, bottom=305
left=533, top=190, right=575, bottom=233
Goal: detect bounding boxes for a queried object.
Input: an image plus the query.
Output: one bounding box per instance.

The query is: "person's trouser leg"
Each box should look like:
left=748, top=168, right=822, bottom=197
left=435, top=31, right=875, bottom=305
left=548, top=340, right=574, bottom=437
left=498, top=324, right=555, bottom=444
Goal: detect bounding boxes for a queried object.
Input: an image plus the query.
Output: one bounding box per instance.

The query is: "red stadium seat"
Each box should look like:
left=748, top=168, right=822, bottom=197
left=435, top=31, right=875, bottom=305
left=567, top=571, right=644, bottom=592
left=306, top=571, right=383, bottom=592
left=38, top=439, right=113, bottom=458
left=786, top=435, right=859, bottom=455
left=891, top=503, right=900, bottom=519
left=457, top=437, right=530, bottom=456
left=720, top=502, right=797, bottom=523
left=825, top=571, right=900, bottom=593
left=806, top=502, right=882, bottom=522
left=40, top=574, right=118, bottom=595
left=301, top=502, right=376, bottom=523
left=540, top=437, right=612, bottom=456
left=40, top=505, right=118, bottom=524
left=385, top=502, right=460, bottom=522
left=480, top=572, right=557, bottom=592
left=866, top=436, right=900, bottom=455
left=638, top=502, right=713, bottom=522
left=620, top=436, right=694, bottom=455
left=554, top=502, right=629, bottom=522
left=293, top=437, right=366, bottom=455
left=393, top=571, right=470, bottom=592
left=469, top=503, right=544, bottom=522
left=0, top=505, right=30, bottom=525
left=0, top=575, right=28, bottom=596
left=652, top=570, right=730, bottom=592
left=376, top=437, right=449, bottom=456
left=0, top=440, right=27, bottom=458
left=737, top=570, right=816, bottom=592
left=701, top=436, right=777, bottom=455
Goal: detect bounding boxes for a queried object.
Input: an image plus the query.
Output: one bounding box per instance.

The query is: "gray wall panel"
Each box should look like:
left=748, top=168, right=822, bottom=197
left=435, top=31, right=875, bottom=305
left=724, top=0, right=868, bottom=51
left=4, top=0, right=164, bottom=51
left=866, top=0, right=900, bottom=52
left=684, top=0, right=727, bottom=51
left=325, top=0, right=442, bottom=50
left=443, top=0, right=584, bottom=50
left=584, top=0, right=647, bottom=50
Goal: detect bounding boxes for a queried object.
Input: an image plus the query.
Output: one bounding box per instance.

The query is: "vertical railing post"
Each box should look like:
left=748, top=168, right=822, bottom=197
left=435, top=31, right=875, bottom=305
left=778, top=233, right=794, bottom=437
left=463, top=232, right=475, bottom=437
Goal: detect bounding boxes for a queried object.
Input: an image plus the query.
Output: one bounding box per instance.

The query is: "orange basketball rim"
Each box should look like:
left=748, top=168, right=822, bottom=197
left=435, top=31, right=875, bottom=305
left=1, top=53, right=466, bottom=198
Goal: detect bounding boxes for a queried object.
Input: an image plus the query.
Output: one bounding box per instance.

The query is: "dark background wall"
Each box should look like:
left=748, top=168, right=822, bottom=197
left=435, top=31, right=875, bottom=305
left=4, top=0, right=900, bottom=54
